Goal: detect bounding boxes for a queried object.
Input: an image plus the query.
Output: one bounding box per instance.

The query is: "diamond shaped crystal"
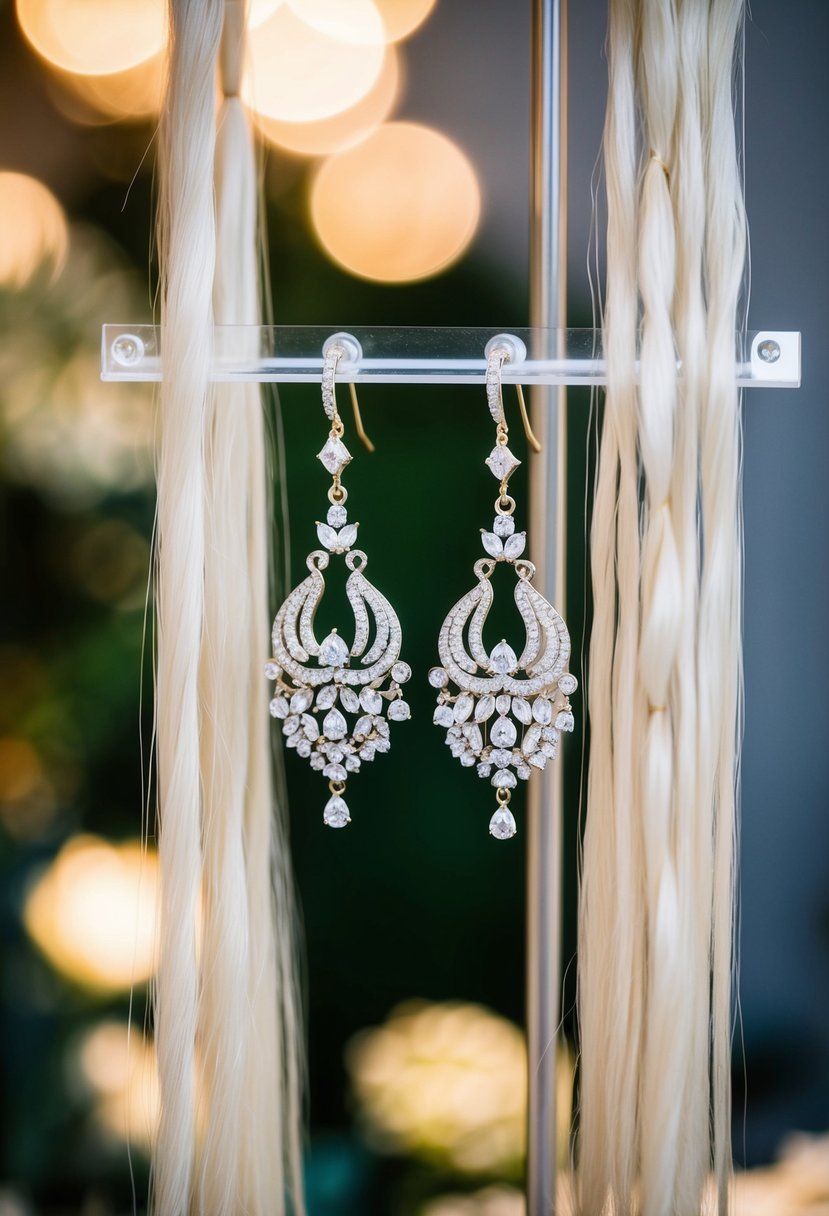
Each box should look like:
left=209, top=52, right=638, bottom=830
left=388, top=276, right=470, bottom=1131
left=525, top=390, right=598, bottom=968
left=474, top=695, right=496, bottom=722
left=489, top=807, right=517, bottom=840
left=454, top=694, right=474, bottom=723
left=512, top=697, right=532, bottom=724
left=532, top=697, right=553, bottom=725
left=319, top=631, right=349, bottom=667
left=496, top=695, right=511, bottom=714
left=339, top=688, right=360, bottom=713
left=270, top=696, right=289, bottom=719
left=485, top=444, right=521, bottom=482
left=323, top=794, right=351, bottom=829
left=354, top=714, right=374, bottom=738
left=317, top=436, right=352, bottom=476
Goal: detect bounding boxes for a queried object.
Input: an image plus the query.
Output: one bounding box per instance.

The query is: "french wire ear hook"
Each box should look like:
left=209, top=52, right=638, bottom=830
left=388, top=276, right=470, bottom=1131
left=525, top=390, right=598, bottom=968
left=322, top=332, right=375, bottom=452
left=484, top=335, right=542, bottom=454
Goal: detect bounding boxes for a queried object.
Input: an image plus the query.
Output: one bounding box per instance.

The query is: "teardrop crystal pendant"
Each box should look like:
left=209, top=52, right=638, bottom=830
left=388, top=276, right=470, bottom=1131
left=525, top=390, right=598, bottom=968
left=430, top=510, right=576, bottom=839
left=267, top=499, right=410, bottom=827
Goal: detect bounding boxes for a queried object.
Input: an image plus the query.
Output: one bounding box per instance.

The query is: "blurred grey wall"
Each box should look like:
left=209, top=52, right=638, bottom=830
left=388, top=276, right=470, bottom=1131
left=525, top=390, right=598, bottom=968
left=403, top=0, right=829, bottom=1164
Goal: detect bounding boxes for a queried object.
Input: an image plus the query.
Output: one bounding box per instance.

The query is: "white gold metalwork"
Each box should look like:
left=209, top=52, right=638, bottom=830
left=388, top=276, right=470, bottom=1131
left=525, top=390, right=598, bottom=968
left=267, top=344, right=410, bottom=828
left=430, top=346, right=575, bottom=839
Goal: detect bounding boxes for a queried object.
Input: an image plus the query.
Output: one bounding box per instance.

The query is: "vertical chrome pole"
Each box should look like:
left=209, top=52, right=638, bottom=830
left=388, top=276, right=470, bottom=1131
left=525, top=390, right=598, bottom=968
left=527, top=0, right=568, bottom=1213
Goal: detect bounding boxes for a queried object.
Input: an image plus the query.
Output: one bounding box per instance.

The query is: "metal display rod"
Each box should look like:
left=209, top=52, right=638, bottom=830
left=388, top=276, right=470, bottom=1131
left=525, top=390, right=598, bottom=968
left=527, top=0, right=567, bottom=1211
left=100, top=324, right=800, bottom=388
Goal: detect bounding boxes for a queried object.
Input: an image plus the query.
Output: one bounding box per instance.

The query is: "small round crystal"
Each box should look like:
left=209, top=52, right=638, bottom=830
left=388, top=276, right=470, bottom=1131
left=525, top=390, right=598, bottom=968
left=392, top=661, right=412, bottom=684
left=428, top=667, right=449, bottom=689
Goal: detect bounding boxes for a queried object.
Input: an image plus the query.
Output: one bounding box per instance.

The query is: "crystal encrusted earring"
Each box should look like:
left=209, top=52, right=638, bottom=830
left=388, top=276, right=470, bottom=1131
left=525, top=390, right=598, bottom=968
left=429, top=341, right=576, bottom=840
left=267, top=337, right=411, bottom=828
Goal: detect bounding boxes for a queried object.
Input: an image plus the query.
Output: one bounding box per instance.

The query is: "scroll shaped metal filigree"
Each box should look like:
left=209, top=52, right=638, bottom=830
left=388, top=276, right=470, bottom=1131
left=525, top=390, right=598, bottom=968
left=267, top=343, right=410, bottom=828
left=429, top=344, right=575, bottom=839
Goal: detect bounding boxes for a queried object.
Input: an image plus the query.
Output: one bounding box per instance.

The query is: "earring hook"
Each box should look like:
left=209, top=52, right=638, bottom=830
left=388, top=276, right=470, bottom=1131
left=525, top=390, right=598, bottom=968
left=322, top=340, right=374, bottom=452
left=485, top=346, right=542, bottom=453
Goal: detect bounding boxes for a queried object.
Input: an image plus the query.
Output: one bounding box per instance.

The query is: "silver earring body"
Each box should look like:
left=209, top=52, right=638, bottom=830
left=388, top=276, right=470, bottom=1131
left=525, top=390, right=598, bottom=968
left=267, top=343, right=411, bottom=828
left=429, top=346, right=576, bottom=839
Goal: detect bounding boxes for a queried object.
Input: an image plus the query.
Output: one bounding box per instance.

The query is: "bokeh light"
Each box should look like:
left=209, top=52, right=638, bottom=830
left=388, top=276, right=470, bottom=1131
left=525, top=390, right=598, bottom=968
left=0, top=173, right=68, bottom=289
left=253, top=45, right=400, bottom=157
left=309, top=122, right=481, bottom=282
left=72, top=1021, right=159, bottom=1150
left=16, top=0, right=166, bottom=77
left=50, top=54, right=164, bottom=123
left=421, top=1187, right=527, bottom=1216
left=347, top=1000, right=529, bottom=1176
left=287, top=0, right=385, bottom=46
left=243, top=5, right=384, bottom=123
left=23, top=836, right=159, bottom=994
left=374, top=0, right=438, bottom=42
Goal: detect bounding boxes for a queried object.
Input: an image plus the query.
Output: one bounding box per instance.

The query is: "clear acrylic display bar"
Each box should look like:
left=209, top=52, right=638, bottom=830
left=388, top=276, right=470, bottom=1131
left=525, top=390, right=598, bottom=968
left=101, top=325, right=801, bottom=388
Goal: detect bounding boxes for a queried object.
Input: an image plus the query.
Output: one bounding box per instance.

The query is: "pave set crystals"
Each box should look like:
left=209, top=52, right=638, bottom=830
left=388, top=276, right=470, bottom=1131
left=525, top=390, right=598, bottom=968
left=430, top=507, right=575, bottom=840
left=268, top=498, right=410, bottom=828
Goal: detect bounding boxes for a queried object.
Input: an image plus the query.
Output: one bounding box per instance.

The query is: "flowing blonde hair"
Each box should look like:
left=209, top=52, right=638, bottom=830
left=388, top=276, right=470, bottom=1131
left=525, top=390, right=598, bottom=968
left=578, top=1, right=746, bottom=1212
left=151, top=3, right=304, bottom=1211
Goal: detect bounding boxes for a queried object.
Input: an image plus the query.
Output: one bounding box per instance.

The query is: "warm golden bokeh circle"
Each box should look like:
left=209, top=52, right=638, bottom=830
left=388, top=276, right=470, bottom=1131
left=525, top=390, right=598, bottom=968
left=0, top=173, right=68, bottom=289
left=23, top=836, right=159, bottom=993
left=243, top=4, right=385, bottom=123
left=253, top=46, right=400, bottom=157
left=310, top=122, right=481, bottom=282
left=16, top=0, right=166, bottom=76
left=374, top=0, right=438, bottom=42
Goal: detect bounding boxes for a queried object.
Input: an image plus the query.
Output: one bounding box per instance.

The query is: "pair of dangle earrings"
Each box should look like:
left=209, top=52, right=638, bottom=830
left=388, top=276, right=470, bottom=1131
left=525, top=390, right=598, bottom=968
left=266, top=336, right=576, bottom=839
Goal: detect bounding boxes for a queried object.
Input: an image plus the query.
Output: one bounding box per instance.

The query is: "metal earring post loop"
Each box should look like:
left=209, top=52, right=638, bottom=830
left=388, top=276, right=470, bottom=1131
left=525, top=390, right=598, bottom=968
left=321, top=343, right=374, bottom=452
left=485, top=346, right=542, bottom=455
